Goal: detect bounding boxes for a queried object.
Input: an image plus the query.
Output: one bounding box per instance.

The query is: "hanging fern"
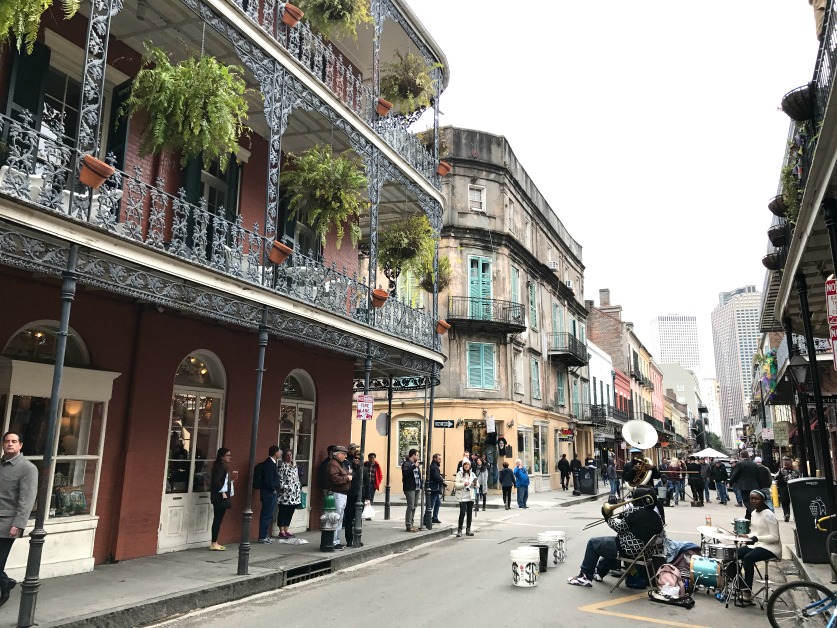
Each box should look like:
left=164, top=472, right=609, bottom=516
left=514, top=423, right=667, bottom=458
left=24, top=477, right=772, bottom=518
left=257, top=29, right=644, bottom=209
left=0, top=0, right=79, bottom=55
left=381, top=51, right=442, bottom=115
left=283, top=144, right=368, bottom=249
left=296, top=0, right=371, bottom=40
left=122, top=44, right=251, bottom=170
left=378, top=214, right=436, bottom=273
left=419, top=254, right=450, bottom=293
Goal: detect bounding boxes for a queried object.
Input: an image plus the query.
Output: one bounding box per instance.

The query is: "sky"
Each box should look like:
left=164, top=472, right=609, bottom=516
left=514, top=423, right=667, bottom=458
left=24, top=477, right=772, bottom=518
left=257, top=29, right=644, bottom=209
left=408, top=1, right=819, bottom=378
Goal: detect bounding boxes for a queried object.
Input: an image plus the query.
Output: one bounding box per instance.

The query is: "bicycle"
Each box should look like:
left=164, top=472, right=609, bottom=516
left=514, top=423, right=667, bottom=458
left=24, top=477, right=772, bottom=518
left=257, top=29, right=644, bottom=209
left=766, top=514, right=837, bottom=627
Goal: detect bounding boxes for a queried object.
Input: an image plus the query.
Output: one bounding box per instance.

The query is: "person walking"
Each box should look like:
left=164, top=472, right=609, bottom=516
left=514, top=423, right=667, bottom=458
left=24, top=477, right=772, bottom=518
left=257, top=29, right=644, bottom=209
left=474, top=457, right=488, bottom=514
left=0, top=432, right=37, bottom=606
left=499, top=461, right=514, bottom=509
left=729, top=459, right=743, bottom=506
left=776, top=456, right=800, bottom=522
left=557, top=454, right=570, bottom=490
left=428, top=453, right=445, bottom=524
left=454, top=459, right=477, bottom=537
left=713, top=459, right=729, bottom=505
left=606, top=458, right=619, bottom=499
left=513, top=459, right=530, bottom=509
left=730, top=451, right=761, bottom=514
left=686, top=456, right=704, bottom=504
left=210, top=447, right=235, bottom=551
left=754, top=456, right=775, bottom=511
left=325, top=445, right=352, bottom=549
left=364, top=453, right=382, bottom=504
left=569, top=454, right=582, bottom=492
left=344, top=450, right=369, bottom=547
left=258, top=445, right=281, bottom=544
left=401, top=449, right=422, bottom=532
left=276, top=449, right=301, bottom=539
left=700, top=458, right=712, bottom=503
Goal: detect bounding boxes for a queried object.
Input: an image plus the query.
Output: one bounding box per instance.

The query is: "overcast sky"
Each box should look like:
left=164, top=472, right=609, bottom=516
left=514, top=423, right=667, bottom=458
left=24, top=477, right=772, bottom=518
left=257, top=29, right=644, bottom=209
left=409, top=1, right=818, bottom=378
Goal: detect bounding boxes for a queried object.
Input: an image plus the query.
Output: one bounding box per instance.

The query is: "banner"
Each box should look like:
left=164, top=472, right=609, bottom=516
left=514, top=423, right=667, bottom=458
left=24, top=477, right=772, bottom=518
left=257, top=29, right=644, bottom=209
left=485, top=416, right=496, bottom=433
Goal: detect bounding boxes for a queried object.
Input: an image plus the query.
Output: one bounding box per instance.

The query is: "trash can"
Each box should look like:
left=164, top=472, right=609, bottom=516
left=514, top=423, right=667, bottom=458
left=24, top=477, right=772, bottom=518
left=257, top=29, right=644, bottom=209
left=788, top=477, right=832, bottom=563
left=578, top=467, right=597, bottom=496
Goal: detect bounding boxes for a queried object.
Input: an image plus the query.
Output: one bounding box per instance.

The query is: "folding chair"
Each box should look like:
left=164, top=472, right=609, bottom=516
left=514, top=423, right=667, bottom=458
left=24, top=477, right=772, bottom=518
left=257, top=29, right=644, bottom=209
left=610, top=534, right=661, bottom=593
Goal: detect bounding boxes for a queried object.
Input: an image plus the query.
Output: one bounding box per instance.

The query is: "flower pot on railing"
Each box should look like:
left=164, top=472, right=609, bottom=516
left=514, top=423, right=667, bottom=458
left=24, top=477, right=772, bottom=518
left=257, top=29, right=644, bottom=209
left=376, top=98, right=393, bottom=117
left=436, top=319, right=451, bottom=335
left=762, top=252, right=783, bottom=271
left=767, top=224, right=788, bottom=247
left=371, top=288, right=389, bottom=308
left=768, top=194, right=787, bottom=217
left=79, top=154, right=115, bottom=189
left=436, top=161, right=452, bottom=176
left=781, top=83, right=816, bottom=122
left=281, top=3, right=304, bottom=27
left=268, top=240, right=293, bottom=264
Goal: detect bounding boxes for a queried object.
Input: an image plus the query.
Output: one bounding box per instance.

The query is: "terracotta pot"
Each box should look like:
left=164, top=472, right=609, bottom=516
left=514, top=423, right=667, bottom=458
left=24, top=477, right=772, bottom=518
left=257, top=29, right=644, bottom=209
left=371, top=288, right=389, bottom=308
left=376, top=98, right=393, bottom=117
left=436, top=161, right=452, bottom=176
left=79, top=154, right=115, bottom=189
left=281, top=3, right=304, bottom=27
left=268, top=240, right=293, bottom=264
left=436, top=319, right=451, bottom=335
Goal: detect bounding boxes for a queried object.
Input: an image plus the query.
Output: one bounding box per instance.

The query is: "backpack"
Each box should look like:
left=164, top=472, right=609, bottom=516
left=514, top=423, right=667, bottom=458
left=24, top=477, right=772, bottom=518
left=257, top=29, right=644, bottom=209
left=655, top=563, right=685, bottom=597
left=252, top=462, right=263, bottom=490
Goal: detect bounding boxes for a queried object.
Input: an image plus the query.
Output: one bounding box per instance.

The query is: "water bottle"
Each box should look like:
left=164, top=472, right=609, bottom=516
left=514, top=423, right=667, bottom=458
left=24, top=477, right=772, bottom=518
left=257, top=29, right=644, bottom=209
left=706, top=514, right=712, bottom=526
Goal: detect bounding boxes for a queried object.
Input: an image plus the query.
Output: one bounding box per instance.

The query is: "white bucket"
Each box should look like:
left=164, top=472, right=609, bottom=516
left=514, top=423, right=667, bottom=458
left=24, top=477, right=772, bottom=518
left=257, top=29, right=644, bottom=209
left=544, top=531, right=567, bottom=564
left=510, top=546, right=540, bottom=587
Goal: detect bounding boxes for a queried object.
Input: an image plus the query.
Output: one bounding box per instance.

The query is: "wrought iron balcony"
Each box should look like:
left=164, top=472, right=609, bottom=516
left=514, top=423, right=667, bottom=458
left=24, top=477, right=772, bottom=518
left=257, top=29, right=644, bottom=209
left=573, top=403, right=592, bottom=424
left=547, top=333, right=588, bottom=366
left=643, top=413, right=664, bottom=432
left=590, top=404, right=608, bottom=426
left=611, top=406, right=630, bottom=423
left=0, top=110, right=435, bottom=350
left=446, top=297, right=526, bottom=333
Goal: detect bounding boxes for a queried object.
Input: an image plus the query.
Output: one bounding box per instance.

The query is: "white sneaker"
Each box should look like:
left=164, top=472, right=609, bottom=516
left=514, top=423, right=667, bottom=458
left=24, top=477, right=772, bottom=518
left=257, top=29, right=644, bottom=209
left=593, top=573, right=604, bottom=582
left=567, top=573, right=593, bottom=587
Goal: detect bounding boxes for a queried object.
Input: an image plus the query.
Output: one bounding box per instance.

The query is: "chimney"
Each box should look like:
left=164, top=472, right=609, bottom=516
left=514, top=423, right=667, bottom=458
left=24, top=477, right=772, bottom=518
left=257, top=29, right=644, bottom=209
left=599, top=288, right=610, bottom=306
left=584, top=299, right=594, bottom=311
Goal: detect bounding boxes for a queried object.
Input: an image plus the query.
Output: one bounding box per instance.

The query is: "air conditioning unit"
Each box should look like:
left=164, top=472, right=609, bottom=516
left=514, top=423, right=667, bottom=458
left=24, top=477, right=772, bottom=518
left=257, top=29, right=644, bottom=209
left=513, top=382, right=524, bottom=394
left=565, top=279, right=574, bottom=290
left=546, top=260, right=559, bottom=270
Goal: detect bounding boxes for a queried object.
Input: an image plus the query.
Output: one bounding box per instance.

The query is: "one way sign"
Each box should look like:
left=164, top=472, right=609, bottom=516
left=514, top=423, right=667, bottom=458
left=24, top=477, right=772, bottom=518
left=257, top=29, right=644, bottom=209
left=433, top=420, right=455, bottom=429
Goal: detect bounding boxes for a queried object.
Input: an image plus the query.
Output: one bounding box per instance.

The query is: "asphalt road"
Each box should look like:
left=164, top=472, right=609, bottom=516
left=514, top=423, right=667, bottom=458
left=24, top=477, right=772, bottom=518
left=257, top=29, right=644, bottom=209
left=153, top=496, right=782, bottom=627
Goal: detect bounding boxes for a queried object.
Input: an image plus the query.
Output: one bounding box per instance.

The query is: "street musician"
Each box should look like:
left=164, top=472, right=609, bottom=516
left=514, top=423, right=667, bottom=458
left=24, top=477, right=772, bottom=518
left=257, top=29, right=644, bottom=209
left=567, top=487, right=663, bottom=587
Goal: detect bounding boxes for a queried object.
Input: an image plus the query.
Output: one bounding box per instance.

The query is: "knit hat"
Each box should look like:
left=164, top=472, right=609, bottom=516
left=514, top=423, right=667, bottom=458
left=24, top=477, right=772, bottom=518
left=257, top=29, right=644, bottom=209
left=754, top=456, right=763, bottom=463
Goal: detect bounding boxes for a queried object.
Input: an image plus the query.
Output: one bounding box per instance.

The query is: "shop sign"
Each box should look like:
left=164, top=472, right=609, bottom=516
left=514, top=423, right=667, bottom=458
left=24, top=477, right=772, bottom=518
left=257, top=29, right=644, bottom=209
left=559, top=436, right=574, bottom=442
left=761, top=428, right=774, bottom=440
left=486, top=416, right=496, bottom=433
left=773, top=421, right=789, bottom=446
left=594, top=435, right=606, bottom=443
left=356, top=395, right=373, bottom=421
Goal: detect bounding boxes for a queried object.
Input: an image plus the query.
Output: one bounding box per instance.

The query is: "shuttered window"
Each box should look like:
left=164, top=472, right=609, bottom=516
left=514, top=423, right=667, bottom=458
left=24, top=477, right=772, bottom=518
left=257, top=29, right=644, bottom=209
left=511, top=266, right=519, bottom=304
left=528, top=282, right=538, bottom=330
left=530, top=357, right=541, bottom=400
left=466, top=342, right=495, bottom=389
left=557, top=370, right=566, bottom=406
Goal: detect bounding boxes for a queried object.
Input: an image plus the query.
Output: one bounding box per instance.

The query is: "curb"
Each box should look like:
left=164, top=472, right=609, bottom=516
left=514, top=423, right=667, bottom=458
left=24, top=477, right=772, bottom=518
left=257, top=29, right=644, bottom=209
left=46, top=527, right=452, bottom=628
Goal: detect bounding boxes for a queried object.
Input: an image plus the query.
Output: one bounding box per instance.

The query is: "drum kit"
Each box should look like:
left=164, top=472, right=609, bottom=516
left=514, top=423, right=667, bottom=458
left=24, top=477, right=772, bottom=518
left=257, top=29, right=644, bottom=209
left=690, top=519, right=752, bottom=607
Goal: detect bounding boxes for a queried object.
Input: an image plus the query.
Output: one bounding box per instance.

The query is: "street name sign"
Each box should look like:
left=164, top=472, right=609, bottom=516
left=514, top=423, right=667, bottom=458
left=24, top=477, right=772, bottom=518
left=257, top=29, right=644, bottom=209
left=433, top=420, right=454, bottom=429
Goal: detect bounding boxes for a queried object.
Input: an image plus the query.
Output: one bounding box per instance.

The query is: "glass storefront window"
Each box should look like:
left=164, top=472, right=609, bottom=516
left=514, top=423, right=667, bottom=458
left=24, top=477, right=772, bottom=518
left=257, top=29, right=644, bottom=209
left=166, top=392, right=221, bottom=494
left=534, top=424, right=548, bottom=475
left=397, top=420, right=423, bottom=460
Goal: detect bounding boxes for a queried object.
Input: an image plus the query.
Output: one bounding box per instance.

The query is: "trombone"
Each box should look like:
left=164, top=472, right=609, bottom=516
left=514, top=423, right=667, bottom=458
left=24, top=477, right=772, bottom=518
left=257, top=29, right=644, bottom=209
left=582, top=494, right=655, bottom=530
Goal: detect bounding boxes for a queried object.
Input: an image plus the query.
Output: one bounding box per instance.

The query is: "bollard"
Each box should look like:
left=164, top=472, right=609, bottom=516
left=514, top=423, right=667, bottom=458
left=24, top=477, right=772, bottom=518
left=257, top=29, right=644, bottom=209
left=320, top=492, right=340, bottom=552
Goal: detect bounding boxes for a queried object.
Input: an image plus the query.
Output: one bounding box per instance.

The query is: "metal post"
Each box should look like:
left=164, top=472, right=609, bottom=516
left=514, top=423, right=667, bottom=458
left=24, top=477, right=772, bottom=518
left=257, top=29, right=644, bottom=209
left=18, top=244, right=78, bottom=627
left=352, top=344, right=372, bottom=547
left=784, top=317, right=811, bottom=475
left=796, top=273, right=835, bottom=504
left=237, top=306, right=269, bottom=575
left=422, top=365, right=437, bottom=529
left=384, top=377, right=392, bottom=520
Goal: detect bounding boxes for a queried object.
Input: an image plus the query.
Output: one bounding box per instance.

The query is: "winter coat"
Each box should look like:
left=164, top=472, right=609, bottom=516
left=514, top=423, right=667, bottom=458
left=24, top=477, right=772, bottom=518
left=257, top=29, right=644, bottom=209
left=499, top=467, right=515, bottom=488
left=475, top=465, right=488, bottom=494
left=455, top=470, right=477, bottom=502
left=513, top=466, right=530, bottom=488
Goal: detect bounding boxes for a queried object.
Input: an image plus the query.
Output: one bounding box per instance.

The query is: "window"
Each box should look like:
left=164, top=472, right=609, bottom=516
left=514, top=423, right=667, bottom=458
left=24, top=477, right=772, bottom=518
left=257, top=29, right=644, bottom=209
left=534, top=424, right=548, bottom=475
left=468, top=186, right=485, bottom=212
left=557, top=370, right=566, bottom=406
left=508, top=200, right=515, bottom=233
left=513, top=351, right=524, bottom=395
left=467, top=342, right=496, bottom=389
left=528, top=282, right=538, bottom=329
left=531, top=357, right=541, bottom=399
left=396, top=270, right=420, bottom=307
left=511, top=266, right=520, bottom=304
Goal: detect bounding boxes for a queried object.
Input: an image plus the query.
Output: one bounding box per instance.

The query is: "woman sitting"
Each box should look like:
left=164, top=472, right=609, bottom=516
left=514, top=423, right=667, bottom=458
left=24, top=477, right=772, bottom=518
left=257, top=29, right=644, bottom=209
left=729, top=489, right=781, bottom=602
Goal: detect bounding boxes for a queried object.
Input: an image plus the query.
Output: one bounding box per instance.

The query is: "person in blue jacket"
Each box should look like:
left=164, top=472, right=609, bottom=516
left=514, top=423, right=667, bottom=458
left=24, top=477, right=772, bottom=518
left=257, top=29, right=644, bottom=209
left=513, top=458, right=530, bottom=509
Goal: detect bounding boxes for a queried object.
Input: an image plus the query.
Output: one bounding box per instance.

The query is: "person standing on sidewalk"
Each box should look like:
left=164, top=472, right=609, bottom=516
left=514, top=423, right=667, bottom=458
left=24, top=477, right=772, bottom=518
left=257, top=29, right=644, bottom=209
left=325, top=446, right=352, bottom=549
left=258, top=445, right=281, bottom=543
left=210, top=447, right=236, bottom=551
left=730, top=451, right=760, bottom=514
left=428, top=453, right=445, bottom=524
left=474, top=457, right=488, bottom=515
left=569, top=454, right=582, bottom=492
left=499, top=461, right=514, bottom=509
left=775, top=457, right=800, bottom=522
left=344, top=451, right=369, bottom=547
left=606, top=457, right=619, bottom=499
left=557, top=454, right=570, bottom=490
left=364, top=453, right=382, bottom=504
left=513, top=459, right=530, bottom=508
left=667, top=457, right=682, bottom=505
left=276, top=449, right=301, bottom=539
left=712, top=459, right=729, bottom=505
left=700, top=458, right=712, bottom=503
left=401, top=449, right=422, bottom=532
left=454, top=459, right=477, bottom=537
left=0, top=432, right=36, bottom=607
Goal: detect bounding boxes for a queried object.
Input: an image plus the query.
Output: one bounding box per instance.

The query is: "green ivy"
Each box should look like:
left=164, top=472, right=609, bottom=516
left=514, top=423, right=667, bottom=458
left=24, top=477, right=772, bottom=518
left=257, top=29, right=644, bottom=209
left=296, top=0, right=371, bottom=40
left=122, top=44, right=251, bottom=170
left=0, top=0, right=78, bottom=54
left=378, top=213, right=436, bottom=273
left=381, top=51, right=443, bottom=115
left=283, top=144, right=368, bottom=249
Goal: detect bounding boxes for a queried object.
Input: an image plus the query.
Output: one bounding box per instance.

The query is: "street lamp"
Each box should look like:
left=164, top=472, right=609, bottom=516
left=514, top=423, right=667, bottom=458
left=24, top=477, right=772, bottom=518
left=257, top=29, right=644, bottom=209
left=790, top=353, right=810, bottom=386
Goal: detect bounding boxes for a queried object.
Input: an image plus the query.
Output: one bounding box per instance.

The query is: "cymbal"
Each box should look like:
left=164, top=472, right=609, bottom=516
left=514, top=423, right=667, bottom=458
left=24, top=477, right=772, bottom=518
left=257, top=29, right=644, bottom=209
left=696, top=525, right=730, bottom=537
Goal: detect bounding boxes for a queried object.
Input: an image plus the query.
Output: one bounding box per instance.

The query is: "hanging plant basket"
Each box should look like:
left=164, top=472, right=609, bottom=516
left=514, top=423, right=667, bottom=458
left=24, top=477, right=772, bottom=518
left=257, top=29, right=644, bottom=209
left=281, top=3, right=304, bottom=27
left=768, top=194, right=787, bottom=217
left=1, top=0, right=79, bottom=54
left=376, top=98, right=393, bottom=117
left=781, top=83, right=816, bottom=122
left=380, top=51, right=442, bottom=116
left=419, top=255, right=451, bottom=293
left=436, top=161, right=451, bottom=176
left=79, top=154, right=115, bottom=189
left=767, top=224, right=788, bottom=248
left=296, top=0, right=372, bottom=40
left=268, top=240, right=293, bottom=264
left=762, top=252, right=783, bottom=271
left=371, top=288, right=389, bottom=308
left=378, top=214, right=436, bottom=273
left=436, top=319, right=451, bottom=335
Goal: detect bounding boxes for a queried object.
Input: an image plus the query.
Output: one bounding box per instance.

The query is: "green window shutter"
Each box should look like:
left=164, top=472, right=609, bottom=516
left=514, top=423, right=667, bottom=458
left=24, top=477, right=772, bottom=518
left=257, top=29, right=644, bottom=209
left=483, top=344, right=495, bottom=389
left=557, top=370, right=565, bottom=406
left=467, top=343, right=482, bottom=388
left=511, top=267, right=519, bottom=304
left=529, top=283, right=537, bottom=328
left=531, top=358, right=540, bottom=399
left=557, top=308, right=564, bottom=335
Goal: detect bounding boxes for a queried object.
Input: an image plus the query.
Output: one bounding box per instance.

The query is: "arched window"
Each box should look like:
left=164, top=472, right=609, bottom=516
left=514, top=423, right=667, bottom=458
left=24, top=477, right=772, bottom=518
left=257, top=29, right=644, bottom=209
left=3, top=321, right=89, bottom=366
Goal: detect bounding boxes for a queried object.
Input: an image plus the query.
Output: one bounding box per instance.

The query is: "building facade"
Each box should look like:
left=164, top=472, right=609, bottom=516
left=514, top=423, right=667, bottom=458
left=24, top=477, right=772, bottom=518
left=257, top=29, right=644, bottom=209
left=648, top=315, right=701, bottom=373
left=700, top=377, right=723, bottom=437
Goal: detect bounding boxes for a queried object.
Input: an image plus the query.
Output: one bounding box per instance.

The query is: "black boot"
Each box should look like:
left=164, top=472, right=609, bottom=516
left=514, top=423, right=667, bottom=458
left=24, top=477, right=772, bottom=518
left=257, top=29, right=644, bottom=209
left=466, top=529, right=474, bottom=536
left=456, top=528, right=462, bottom=538
left=0, top=579, right=17, bottom=609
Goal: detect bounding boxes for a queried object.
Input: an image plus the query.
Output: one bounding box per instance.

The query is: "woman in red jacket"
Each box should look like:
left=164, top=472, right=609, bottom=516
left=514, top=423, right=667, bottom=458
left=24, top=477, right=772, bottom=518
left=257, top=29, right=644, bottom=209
left=364, top=453, right=383, bottom=504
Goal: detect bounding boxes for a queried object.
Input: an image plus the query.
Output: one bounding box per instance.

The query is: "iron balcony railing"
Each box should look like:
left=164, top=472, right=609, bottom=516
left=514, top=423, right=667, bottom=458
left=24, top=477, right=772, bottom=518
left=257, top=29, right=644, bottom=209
left=228, top=0, right=439, bottom=189
left=446, top=296, right=525, bottom=329
left=590, top=404, right=608, bottom=426
left=0, top=110, right=435, bottom=350
left=775, top=332, right=832, bottom=371
left=643, top=413, right=664, bottom=432
left=611, top=406, right=630, bottom=423
left=547, top=332, right=589, bottom=365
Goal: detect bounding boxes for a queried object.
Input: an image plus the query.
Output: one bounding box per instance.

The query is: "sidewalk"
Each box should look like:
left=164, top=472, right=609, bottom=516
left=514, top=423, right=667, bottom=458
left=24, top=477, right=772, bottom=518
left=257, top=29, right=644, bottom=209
left=13, top=487, right=609, bottom=628
left=383, top=485, right=611, bottom=510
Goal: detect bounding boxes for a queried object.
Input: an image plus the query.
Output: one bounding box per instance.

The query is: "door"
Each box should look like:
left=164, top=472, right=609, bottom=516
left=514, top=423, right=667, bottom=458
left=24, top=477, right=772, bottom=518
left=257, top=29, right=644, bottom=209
left=278, top=402, right=315, bottom=533
left=468, top=256, right=492, bottom=319
left=517, top=428, right=532, bottom=474
left=159, top=391, right=223, bottom=552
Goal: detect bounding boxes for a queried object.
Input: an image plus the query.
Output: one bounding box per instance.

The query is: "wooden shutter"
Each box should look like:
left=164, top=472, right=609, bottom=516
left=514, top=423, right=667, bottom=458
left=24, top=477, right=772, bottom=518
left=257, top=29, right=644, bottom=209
left=557, top=370, right=565, bottom=406
left=482, top=344, right=495, bottom=389
left=531, top=358, right=540, bottom=399
left=467, top=343, right=482, bottom=388
left=511, top=266, right=519, bottom=304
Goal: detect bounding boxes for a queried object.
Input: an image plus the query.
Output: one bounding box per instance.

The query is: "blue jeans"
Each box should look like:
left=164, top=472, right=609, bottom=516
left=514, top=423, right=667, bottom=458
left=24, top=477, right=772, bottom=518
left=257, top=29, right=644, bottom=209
left=670, top=480, right=681, bottom=503
left=517, top=486, right=529, bottom=508
left=704, top=482, right=711, bottom=501
left=733, top=487, right=743, bottom=505
left=259, top=490, right=277, bottom=539
left=609, top=479, right=620, bottom=497
left=431, top=490, right=442, bottom=520
left=716, top=481, right=729, bottom=503
left=580, top=535, right=620, bottom=579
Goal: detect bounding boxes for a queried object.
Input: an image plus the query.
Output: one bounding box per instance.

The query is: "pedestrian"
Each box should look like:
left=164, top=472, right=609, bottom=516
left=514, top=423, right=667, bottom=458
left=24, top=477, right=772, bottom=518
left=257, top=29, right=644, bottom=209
left=775, top=456, right=800, bottom=522
left=401, top=448, right=422, bottom=532
left=686, top=456, right=703, bottom=503
left=499, top=461, right=514, bottom=510
left=557, top=453, right=570, bottom=490
left=667, top=457, right=682, bottom=506
left=344, top=450, right=369, bottom=547
left=428, top=453, right=446, bottom=524
left=210, top=447, right=235, bottom=551
left=606, top=458, right=619, bottom=499
left=364, top=453, right=382, bottom=504
left=713, top=459, right=729, bottom=505
left=317, top=444, right=336, bottom=492
left=754, top=456, right=775, bottom=511
left=513, top=458, right=530, bottom=508
left=569, top=453, right=582, bottom=491
left=324, top=445, right=352, bottom=550
left=456, top=450, right=470, bottom=472
left=474, top=457, right=488, bottom=514
left=700, top=458, right=712, bottom=503
left=454, top=459, right=477, bottom=537
left=258, top=444, right=281, bottom=544
left=0, top=432, right=37, bottom=606
left=585, top=454, right=595, bottom=467
left=276, top=449, right=301, bottom=539
left=730, top=451, right=760, bottom=514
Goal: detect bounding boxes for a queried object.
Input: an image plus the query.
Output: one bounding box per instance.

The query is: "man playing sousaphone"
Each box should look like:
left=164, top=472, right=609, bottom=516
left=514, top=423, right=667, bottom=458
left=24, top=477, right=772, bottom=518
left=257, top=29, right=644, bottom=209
left=620, top=420, right=661, bottom=489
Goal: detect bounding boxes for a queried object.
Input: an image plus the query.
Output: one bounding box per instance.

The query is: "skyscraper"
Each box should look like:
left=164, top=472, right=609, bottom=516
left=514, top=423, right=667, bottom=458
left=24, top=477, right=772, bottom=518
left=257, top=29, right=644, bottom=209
left=711, top=286, right=761, bottom=448
left=648, top=315, right=701, bottom=372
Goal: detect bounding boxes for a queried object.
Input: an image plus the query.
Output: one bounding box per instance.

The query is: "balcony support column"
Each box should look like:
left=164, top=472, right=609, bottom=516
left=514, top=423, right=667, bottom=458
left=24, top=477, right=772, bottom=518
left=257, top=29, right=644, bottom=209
left=783, top=317, right=810, bottom=476
left=822, top=198, right=837, bottom=282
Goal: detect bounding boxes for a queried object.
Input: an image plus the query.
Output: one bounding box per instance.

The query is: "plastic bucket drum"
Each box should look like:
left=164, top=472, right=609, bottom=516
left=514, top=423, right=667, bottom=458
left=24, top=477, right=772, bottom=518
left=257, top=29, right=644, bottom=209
left=510, top=547, right=540, bottom=587
left=530, top=544, right=549, bottom=572
left=544, top=531, right=566, bottom=563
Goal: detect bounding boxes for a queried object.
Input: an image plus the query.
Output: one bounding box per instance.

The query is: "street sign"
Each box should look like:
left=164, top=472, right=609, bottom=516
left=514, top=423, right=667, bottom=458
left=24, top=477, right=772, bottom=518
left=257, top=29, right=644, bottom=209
left=433, top=419, right=454, bottom=429
left=356, top=395, right=374, bottom=421
left=559, top=436, right=574, bottom=442
left=774, top=421, right=789, bottom=446
left=827, top=277, right=837, bottom=326
left=801, top=394, right=837, bottom=405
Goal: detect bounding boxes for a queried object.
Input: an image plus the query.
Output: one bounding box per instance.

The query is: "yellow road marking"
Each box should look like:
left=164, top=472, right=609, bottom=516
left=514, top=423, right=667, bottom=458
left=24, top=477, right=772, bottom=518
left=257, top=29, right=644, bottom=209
left=578, top=593, right=710, bottom=628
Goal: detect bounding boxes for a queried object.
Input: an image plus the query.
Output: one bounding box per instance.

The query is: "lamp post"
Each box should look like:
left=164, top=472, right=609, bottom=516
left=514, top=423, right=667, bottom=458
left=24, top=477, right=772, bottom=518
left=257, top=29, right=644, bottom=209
left=789, top=353, right=816, bottom=476
left=784, top=317, right=810, bottom=476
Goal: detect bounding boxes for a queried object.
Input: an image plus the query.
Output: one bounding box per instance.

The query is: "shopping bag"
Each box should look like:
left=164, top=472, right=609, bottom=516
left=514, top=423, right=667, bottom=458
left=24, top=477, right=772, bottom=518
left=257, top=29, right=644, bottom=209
left=362, top=503, right=375, bottom=520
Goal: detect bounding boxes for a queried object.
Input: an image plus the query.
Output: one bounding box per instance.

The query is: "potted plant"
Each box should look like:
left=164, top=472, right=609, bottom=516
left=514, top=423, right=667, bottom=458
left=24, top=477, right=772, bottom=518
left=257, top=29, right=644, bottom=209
left=122, top=44, right=251, bottom=170
left=1, top=0, right=79, bottom=54
left=767, top=223, right=787, bottom=248
left=268, top=240, right=293, bottom=264
left=376, top=98, right=393, bottom=117
left=378, top=214, right=435, bottom=273
left=281, top=2, right=304, bottom=27
left=781, top=82, right=816, bottom=122
left=416, top=127, right=449, bottom=158
left=435, top=319, right=451, bottom=335
left=79, top=154, right=115, bottom=189
left=780, top=161, right=801, bottom=225
left=767, top=194, right=787, bottom=217
left=419, top=255, right=451, bottom=293
left=296, top=0, right=372, bottom=40
left=380, top=51, right=443, bottom=116
left=436, top=161, right=451, bottom=176
left=282, top=144, right=368, bottom=249
left=371, top=288, right=389, bottom=308
left=762, top=252, right=783, bottom=271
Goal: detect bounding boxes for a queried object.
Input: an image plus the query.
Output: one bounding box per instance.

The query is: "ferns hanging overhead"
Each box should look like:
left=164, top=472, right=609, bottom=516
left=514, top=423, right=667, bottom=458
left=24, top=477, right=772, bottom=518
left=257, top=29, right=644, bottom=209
left=0, top=0, right=79, bottom=55
left=296, top=0, right=372, bottom=40
left=381, top=51, right=442, bottom=115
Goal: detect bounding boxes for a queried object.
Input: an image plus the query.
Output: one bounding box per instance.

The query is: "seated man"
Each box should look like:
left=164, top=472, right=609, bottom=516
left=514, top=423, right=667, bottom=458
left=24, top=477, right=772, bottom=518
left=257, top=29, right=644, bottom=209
left=568, top=487, right=664, bottom=587
left=726, top=489, right=781, bottom=602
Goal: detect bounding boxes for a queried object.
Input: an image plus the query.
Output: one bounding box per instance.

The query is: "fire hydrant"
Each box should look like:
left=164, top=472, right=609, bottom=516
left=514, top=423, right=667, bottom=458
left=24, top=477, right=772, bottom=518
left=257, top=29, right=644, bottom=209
left=320, top=491, right=341, bottom=552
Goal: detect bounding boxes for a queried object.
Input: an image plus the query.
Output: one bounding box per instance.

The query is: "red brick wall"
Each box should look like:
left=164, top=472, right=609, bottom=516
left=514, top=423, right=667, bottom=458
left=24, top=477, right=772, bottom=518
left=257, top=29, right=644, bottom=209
left=587, top=308, right=628, bottom=373
left=239, top=134, right=268, bottom=233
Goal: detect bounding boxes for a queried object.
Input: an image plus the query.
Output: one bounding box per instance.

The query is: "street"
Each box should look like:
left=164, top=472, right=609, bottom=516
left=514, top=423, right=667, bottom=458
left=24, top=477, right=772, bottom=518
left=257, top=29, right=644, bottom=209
left=152, top=494, right=781, bottom=627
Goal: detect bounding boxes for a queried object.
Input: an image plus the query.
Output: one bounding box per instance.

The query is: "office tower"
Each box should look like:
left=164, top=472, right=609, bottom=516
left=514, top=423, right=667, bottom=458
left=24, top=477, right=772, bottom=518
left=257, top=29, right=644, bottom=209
left=649, top=315, right=701, bottom=373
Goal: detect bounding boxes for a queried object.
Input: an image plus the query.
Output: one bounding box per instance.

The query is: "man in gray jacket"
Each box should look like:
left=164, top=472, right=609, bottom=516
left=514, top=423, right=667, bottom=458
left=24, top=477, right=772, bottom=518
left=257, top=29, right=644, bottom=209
left=0, top=431, right=37, bottom=607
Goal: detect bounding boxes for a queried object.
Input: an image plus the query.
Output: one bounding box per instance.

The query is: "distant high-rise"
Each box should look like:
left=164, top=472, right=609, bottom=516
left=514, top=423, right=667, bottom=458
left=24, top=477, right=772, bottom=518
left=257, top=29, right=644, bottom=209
left=711, top=286, right=761, bottom=449
left=649, top=315, right=700, bottom=373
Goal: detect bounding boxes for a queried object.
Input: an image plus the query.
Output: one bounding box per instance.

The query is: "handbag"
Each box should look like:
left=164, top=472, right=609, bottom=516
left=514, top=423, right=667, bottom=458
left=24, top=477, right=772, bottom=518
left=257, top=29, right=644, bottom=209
left=220, top=497, right=232, bottom=510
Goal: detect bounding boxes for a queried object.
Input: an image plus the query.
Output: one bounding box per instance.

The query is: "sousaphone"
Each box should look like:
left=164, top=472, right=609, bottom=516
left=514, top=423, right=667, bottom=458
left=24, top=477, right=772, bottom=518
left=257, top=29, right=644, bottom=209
left=622, top=420, right=658, bottom=487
